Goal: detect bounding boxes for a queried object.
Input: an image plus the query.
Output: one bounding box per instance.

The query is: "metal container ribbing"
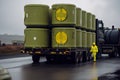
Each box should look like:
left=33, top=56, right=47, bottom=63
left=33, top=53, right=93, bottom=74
left=76, top=8, right=82, bottom=27
left=82, top=10, right=87, bottom=29
left=92, top=14, right=96, bottom=30
left=82, top=30, right=87, bottom=48
left=92, top=32, right=96, bottom=43
left=87, top=12, right=92, bottom=30
left=87, top=32, right=92, bottom=47
left=76, top=29, right=82, bottom=47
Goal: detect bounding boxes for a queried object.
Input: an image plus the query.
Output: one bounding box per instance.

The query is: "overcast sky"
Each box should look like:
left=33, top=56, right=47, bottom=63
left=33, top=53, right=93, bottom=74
left=0, top=0, right=120, bottom=35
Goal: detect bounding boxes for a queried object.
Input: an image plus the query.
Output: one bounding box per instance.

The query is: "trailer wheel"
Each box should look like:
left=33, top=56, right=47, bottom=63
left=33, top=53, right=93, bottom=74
left=77, top=53, right=81, bottom=64
left=82, top=51, right=87, bottom=62
left=46, top=56, right=52, bottom=63
left=32, top=54, right=40, bottom=63
left=72, top=56, right=79, bottom=64
left=71, top=52, right=80, bottom=64
left=74, top=54, right=80, bottom=64
left=46, top=55, right=55, bottom=63
left=80, top=54, right=83, bottom=63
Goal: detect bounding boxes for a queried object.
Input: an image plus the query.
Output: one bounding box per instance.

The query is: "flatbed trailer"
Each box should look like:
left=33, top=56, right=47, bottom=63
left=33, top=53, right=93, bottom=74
left=22, top=47, right=91, bottom=64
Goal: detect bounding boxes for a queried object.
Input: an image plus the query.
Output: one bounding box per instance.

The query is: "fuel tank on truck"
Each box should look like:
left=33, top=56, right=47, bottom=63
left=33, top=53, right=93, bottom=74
left=24, top=28, right=50, bottom=48
left=52, top=27, right=76, bottom=48
left=104, top=29, right=120, bottom=44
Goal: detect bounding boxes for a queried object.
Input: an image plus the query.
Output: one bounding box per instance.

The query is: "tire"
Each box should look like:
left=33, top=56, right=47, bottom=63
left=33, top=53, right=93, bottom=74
left=77, top=54, right=81, bottom=64
left=79, top=54, right=83, bottom=63
left=46, top=56, right=52, bottom=63
left=32, top=54, right=40, bottom=63
left=46, top=55, right=50, bottom=61
left=46, top=55, right=54, bottom=63
left=71, top=52, right=80, bottom=64
left=87, top=54, right=90, bottom=61
left=82, top=52, right=87, bottom=62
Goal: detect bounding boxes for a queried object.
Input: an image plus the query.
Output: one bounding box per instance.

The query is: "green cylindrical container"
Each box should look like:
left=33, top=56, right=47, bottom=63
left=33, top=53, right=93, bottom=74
left=24, top=28, right=49, bottom=48
left=52, top=4, right=76, bottom=25
left=49, top=9, right=52, bottom=25
left=92, top=14, right=96, bottom=30
left=24, top=4, right=49, bottom=27
left=92, top=32, right=96, bottom=43
left=87, top=32, right=92, bottom=47
left=87, top=12, right=92, bottom=30
left=52, top=27, right=76, bottom=48
left=76, top=29, right=82, bottom=47
left=82, top=10, right=87, bottom=29
left=76, top=8, right=82, bottom=27
left=82, top=30, right=87, bottom=48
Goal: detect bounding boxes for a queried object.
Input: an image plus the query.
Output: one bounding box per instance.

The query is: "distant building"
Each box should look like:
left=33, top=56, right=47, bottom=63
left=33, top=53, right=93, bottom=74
left=0, top=34, right=24, bottom=44
left=12, top=40, right=24, bottom=45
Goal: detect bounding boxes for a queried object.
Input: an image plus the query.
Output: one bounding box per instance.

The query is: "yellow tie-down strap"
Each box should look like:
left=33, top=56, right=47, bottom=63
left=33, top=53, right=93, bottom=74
left=56, top=8, right=67, bottom=21
left=56, top=32, right=67, bottom=44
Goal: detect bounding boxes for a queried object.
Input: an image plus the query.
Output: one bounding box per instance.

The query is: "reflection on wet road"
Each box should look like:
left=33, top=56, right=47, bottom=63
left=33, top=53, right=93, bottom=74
left=0, top=57, right=120, bottom=80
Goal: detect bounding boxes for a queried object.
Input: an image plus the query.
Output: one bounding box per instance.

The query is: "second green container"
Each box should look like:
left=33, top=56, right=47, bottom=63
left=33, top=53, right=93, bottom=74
left=52, top=4, right=76, bottom=26
left=52, top=27, right=76, bottom=48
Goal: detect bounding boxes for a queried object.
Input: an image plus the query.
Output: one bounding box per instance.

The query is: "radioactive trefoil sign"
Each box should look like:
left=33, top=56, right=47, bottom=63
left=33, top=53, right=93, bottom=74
left=56, top=8, right=67, bottom=21
left=56, top=32, right=67, bottom=44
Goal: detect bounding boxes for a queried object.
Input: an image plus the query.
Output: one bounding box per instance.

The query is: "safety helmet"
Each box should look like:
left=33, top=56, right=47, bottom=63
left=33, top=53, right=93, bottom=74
left=93, top=42, right=95, bottom=45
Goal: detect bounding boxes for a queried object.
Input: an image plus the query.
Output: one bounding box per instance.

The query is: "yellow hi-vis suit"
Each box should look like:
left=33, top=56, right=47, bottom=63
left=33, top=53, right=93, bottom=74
left=90, top=43, right=98, bottom=62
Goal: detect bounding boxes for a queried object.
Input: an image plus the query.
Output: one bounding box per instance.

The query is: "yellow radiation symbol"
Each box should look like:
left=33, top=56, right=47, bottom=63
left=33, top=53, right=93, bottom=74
left=56, top=32, right=67, bottom=44
left=56, top=8, right=67, bottom=21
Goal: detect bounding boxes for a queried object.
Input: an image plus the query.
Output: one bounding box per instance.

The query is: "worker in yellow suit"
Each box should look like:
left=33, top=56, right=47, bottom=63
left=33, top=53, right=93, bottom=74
left=90, top=42, right=98, bottom=62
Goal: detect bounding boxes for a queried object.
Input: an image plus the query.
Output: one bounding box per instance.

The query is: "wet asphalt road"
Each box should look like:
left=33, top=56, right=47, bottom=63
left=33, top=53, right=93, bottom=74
left=0, top=56, right=120, bottom=80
